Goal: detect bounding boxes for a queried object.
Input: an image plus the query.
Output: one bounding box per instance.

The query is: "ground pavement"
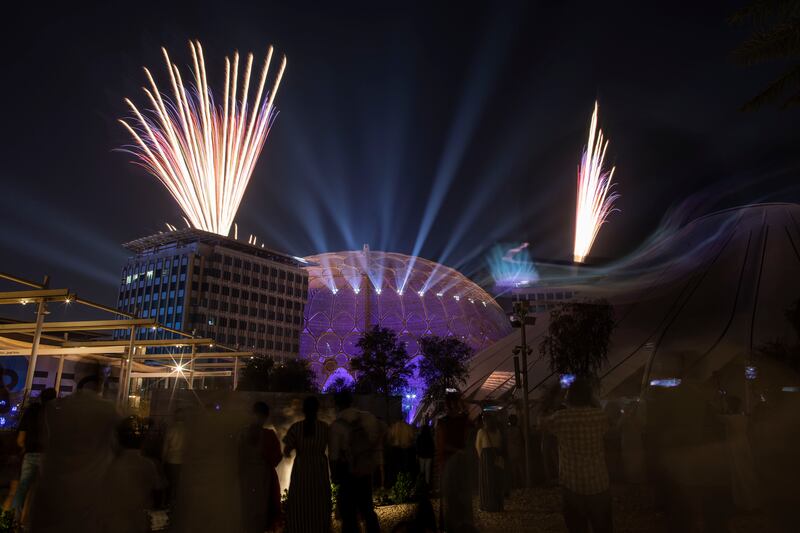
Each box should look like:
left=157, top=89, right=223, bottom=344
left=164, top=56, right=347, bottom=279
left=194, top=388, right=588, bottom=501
left=369, top=485, right=769, bottom=533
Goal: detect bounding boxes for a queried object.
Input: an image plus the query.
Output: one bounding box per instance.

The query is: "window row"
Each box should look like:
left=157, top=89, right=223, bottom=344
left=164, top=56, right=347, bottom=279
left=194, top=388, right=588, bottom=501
left=190, top=286, right=302, bottom=309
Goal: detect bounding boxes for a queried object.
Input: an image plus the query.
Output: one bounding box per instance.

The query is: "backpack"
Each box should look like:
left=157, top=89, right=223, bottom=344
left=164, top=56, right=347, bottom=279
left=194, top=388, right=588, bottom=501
left=342, top=414, right=375, bottom=478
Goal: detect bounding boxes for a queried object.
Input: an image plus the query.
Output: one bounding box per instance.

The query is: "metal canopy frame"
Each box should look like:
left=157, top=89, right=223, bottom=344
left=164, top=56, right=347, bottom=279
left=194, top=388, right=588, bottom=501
left=0, top=271, right=250, bottom=407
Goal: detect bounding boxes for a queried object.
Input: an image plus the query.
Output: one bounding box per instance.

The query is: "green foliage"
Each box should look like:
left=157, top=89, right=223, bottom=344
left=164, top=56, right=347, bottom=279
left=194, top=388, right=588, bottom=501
left=351, top=326, right=412, bottom=395
left=730, top=0, right=800, bottom=109
left=389, top=472, right=417, bottom=504
left=271, top=359, right=319, bottom=393
left=326, top=376, right=354, bottom=393
left=331, top=481, right=339, bottom=509
left=281, top=487, right=289, bottom=515
left=417, top=335, right=473, bottom=409
left=539, top=300, right=615, bottom=378
left=239, top=355, right=318, bottom=392
left=372, top=486, right=392, bottom=506
left=0, top=511, right=16, bottom=533
left=240, top=355, right=274, bottom=391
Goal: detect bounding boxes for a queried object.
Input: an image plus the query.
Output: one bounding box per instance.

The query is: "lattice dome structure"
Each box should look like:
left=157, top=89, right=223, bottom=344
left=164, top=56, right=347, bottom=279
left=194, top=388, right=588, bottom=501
left=300, top=248, right=512, bottom=388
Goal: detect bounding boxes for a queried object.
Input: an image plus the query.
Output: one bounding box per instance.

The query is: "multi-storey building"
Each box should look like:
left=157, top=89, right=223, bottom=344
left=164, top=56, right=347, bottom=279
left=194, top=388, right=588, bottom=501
left=116, top=229, right=309, bottom=358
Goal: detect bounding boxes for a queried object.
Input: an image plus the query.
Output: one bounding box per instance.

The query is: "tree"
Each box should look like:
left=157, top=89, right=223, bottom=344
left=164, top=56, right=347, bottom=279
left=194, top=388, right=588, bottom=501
left=731, top=0, right=800, bottom=110
left=351, top=326, right=413, bottom=414
left=240, top=355, right=275, bottom=391
left=417, top=335, right=473, bottom=409
left=271, top=359, right=319, bottom=393
left=539, top=300, right=615, bottom=378
left=239, top=355, right=318, bottom=392
left=326, top=376, right=355, bottom=393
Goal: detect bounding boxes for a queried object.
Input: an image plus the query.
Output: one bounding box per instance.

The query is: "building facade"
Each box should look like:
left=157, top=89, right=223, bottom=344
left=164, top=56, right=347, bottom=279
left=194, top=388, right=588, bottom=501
left=117, top=229, right=308, bottom=358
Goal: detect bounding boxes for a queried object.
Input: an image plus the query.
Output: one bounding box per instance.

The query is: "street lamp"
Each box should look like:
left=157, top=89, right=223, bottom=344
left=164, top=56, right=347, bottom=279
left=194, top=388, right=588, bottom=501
left=511, top=300, right=536, bottom=487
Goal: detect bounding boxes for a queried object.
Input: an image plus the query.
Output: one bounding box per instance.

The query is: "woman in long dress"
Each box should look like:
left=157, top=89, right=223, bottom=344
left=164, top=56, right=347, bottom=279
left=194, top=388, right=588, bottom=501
left=475, top=414, right=505, bottom=512
left=283, top=396, right=331, bottom=533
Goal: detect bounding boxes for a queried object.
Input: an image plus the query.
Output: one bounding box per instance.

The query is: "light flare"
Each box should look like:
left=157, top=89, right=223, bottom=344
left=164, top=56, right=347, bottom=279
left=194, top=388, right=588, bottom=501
left=119, top=40, right=287, bottom=236
left=573, top=102, right=620, bottom=263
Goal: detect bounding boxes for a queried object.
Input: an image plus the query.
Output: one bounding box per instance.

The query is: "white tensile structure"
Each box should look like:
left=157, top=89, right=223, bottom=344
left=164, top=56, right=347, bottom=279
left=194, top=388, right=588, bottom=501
left=467, top=203, right=800, bottom=404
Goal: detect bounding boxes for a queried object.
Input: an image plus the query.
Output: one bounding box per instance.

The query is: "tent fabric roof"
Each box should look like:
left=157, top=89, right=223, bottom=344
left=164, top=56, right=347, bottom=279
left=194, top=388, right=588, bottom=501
left=465, top=203, right=800, bottom=400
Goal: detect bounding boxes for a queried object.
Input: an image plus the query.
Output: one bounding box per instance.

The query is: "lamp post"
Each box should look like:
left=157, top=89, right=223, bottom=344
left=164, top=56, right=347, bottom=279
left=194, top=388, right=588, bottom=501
left=511, top=300, right=536, bottom=487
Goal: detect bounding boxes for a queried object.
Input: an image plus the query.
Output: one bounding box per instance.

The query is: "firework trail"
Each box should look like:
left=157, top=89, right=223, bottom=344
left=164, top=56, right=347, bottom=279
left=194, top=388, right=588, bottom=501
left=573, top=101, right=620, bottom=263
left=119, top=40, right=286, bottom=236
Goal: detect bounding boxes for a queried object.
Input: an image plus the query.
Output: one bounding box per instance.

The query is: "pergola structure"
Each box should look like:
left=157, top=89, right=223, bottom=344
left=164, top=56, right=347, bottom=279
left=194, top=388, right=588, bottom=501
left=0, top=272, right=253, bottom=408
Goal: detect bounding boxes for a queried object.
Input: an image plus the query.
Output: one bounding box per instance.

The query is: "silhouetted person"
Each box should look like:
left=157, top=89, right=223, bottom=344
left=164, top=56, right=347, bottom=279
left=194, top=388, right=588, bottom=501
left=540, top=377, right=612, bottom=533
left=436, top=392, right=473, bottom=532
left=538, top=382, right=565, bottom=486
left=719, top=395, right=759, bottom=511
left=102, top=416, right=163, bottom=533
left=386, top=418, right=416, bottom=486
left=416, top=424, right=435, bottom=487
left=259, top=402, right=283, bottom=531
left=173, top=400, right=245, bottom=533
left=283, top=396, right=331, bottom=533
left=162, top=407, right=186, bottom=509
left=619, top=402, right=645, bottom=484
left=31, top=380, right=119, bottom=533
left=239, top=402, right=270, bottom=533
left=645, top=378, right=732, bottom=533
left=751, top=389, right=800, bottom=533
left=11, top=387, right=56, bottom=524
left=329, top=390, right=380, bottom=533
left=476, top=413, right=505, bottom=512
left=505, top=414, right=524, bottom=490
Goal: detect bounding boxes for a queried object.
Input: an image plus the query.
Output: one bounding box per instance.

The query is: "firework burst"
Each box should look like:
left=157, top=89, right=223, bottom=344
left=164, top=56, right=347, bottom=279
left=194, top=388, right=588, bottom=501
left=573, top=101, right=620, bottom=263
left=119, top=40, right=286, bottom=236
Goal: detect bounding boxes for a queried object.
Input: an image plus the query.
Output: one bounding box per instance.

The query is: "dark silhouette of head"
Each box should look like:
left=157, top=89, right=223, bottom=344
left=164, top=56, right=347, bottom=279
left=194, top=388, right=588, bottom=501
left=726, top=395, right=742, bottom=414
left=303, top=396, right=320, bottom=420
left=567, top=377, right=594, bottom=407
left=334, top=389, right=353, bottom=411
left=483, top=413, right=499, bottom=432
left=444, top=391, right=461, bottom=415
left=40, top=388, right=57, bottom=404
left=118, top=416, right=143, bottom=449
left=253, top=401, right=270, bottom=421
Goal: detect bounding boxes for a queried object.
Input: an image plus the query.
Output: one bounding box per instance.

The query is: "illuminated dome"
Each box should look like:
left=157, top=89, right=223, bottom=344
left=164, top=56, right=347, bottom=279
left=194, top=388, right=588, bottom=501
left=300, top=248, right=512, bottom=386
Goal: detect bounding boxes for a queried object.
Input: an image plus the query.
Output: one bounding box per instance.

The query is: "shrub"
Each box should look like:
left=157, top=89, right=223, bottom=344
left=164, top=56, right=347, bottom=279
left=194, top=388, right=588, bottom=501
left=390, top=472, right=417, bottom=504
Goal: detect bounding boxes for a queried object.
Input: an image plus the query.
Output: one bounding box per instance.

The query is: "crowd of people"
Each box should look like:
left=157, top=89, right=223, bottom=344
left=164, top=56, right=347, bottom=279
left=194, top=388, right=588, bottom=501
left=1, top=374, right=798, bottom=533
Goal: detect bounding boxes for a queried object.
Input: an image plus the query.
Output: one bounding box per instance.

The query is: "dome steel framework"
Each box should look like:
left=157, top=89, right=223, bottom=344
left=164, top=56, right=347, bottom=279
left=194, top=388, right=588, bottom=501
left=300, top=248, right=511, bottom=384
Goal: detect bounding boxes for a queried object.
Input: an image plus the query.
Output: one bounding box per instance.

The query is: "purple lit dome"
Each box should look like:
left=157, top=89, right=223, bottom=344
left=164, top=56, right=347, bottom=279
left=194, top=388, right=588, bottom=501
left=300, top=248, right=512, bottom=386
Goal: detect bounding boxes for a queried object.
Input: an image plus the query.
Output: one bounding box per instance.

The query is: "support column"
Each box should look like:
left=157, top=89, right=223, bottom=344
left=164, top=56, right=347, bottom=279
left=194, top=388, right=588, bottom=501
left=120, top=325, right=137, bottom=408
left=188, top=345, right=196, bottom=390
left=23, top=275, right=49, bottom=406
left=55, top=355, right=65, bottom=397
left=233, top=357, right=240, bottom=390
left=54, top=332, right=67, bottom=396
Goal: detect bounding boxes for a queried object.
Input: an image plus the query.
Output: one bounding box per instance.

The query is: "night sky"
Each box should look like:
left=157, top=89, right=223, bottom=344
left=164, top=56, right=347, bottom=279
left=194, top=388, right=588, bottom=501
left=1, top=1, right=798, bottom=306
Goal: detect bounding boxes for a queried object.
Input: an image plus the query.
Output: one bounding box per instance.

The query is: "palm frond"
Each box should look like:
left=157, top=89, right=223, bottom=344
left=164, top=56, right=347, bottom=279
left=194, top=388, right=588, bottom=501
left=729, top=0, right=800, bottom=26
left=732, top=17, right=800, bottom=65
left=741, top=63, right=800, bottom=110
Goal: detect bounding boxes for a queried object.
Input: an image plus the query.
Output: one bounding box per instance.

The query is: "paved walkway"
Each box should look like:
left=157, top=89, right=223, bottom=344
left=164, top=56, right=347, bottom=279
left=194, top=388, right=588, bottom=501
left=372, top=485, right=769, bottom=532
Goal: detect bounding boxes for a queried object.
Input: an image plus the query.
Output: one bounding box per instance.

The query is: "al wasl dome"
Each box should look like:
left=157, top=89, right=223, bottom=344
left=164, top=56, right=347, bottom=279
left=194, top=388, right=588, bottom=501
left=300, top=247, right=511, bottom=390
